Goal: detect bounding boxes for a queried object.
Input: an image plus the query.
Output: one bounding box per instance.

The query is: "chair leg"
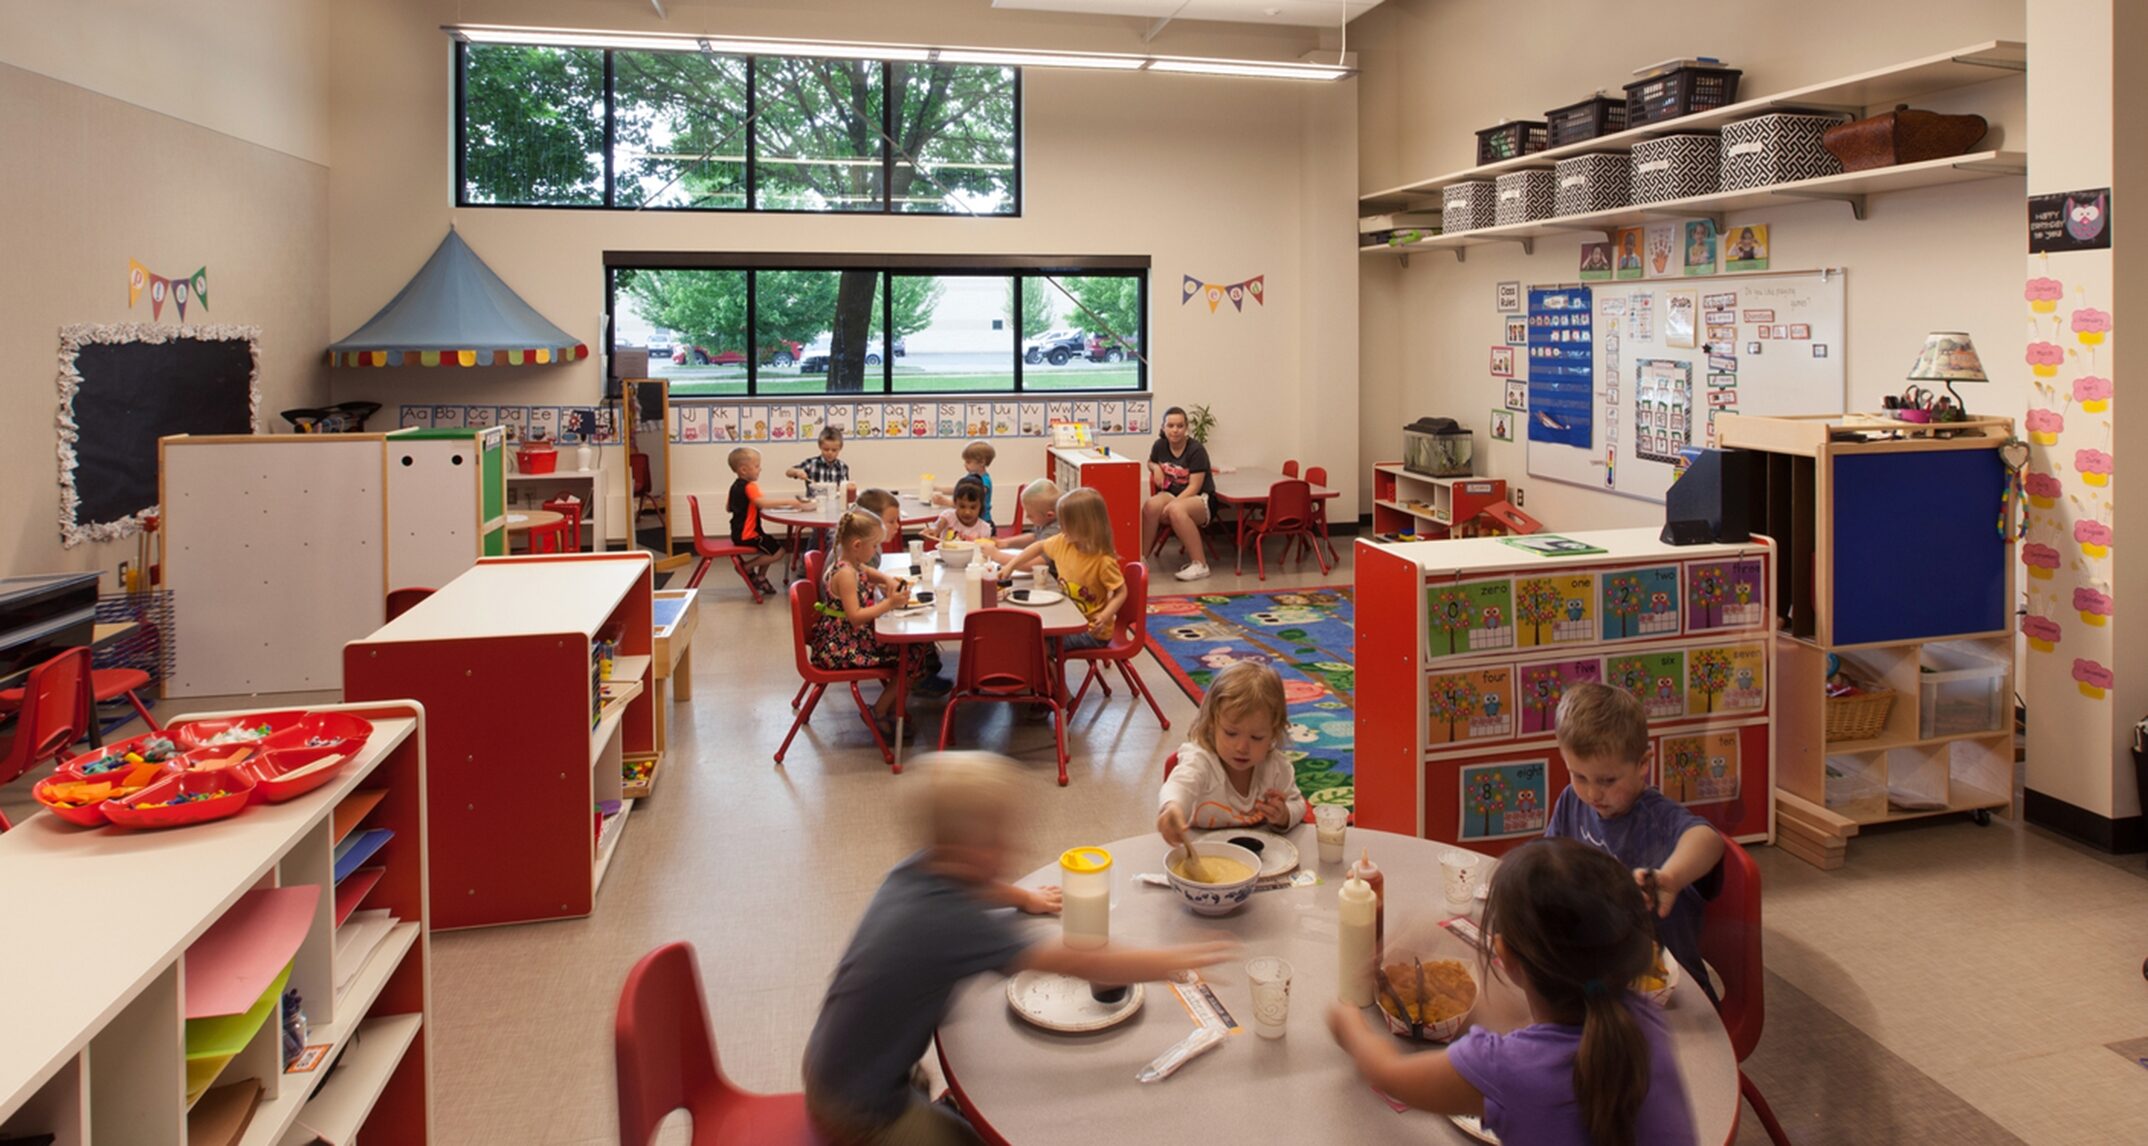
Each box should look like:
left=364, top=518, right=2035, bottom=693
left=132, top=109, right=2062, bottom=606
left=732, top=557, right=764, bottom=604
left=1049, top=699, right=1069, bottom=785
left=1120, top=661, right=1171, bottom=729
left=938, top=695, right=963, bottom=751
left=1255, top=532, right=1268, bottom=581
left=775, top=683, right=826, bottom=763
left=1740, top=1070, right=1794, bottom=1146
left=791, top=680, right=811, bottom=709
left=846, top=682, right=894, bottom=765
left=687, top=557, right=712, bottom=589
left=1305, top=529, right=1331, bottom=575
left=1068, top=662, right=1103, bottom=714
left=124, top=690, right=161, bottom=733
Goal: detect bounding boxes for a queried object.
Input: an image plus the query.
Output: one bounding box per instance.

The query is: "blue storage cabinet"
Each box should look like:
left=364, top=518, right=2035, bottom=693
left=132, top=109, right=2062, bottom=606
left=1831, top=449, right=2009, bottom=646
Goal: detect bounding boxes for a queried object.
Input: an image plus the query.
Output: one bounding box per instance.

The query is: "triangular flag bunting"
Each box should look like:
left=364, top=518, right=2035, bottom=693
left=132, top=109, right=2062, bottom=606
left=1205, top=285, right=1223, bottom=313
left=1246, top=276, right=1264, bottom=305
left=1227, top=283, right=1246, bottom=312
left=128, top=260, right=149, bottom=308
left=190, top=267, right=209, bottom=309
left=173, top=279, right=190, bottom=321
left=149, top=275, right=169, bottom=320
left=1181, top=275, right=1202, bottom=305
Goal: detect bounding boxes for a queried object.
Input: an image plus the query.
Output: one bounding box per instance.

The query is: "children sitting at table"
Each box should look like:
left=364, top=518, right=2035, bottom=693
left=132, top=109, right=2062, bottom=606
left=811, top=511, right=946, bottom=741
left=929, top=476, right=996, bottom=545
left=803, top=752, right=1233, bottom=1146
left=996, top=488, right=1123, bottom=649
left=1154, top=661, right=1307, bottom=843
left=726, top=445, right=811, bottom=598
left=1326, top=837, right=1698, bottom=1146
left=1543, top=682, right=1724, bottom=1003
left=995, top=478, right=1062, bottom=548
left=932, top=439, right=998, bottom=523
left=855, top=487, right=905, bottom=552
left=786, top=425, right=852, bottom=489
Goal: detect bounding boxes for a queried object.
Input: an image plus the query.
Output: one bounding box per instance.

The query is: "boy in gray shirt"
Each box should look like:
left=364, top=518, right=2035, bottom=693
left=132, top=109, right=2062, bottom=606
left=803, top=753, right=1231, bottom=1144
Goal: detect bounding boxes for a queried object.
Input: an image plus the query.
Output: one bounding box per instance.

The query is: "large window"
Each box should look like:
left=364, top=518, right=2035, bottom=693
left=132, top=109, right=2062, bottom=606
left=458, top=43, right=1018, bottom=214
left=608, top=255, right=1147, bottom=398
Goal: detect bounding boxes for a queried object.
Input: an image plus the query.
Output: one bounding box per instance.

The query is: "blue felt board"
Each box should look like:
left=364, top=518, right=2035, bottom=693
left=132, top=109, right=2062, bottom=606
left=1527, top=287, right=1594, bottom=448
left=1831, top=450, right=2007, bottom=645
left=333, top=828, right=394, bottom=884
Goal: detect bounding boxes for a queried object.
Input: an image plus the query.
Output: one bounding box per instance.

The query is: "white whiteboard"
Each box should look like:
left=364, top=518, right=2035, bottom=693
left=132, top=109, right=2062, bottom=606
left=1528, top=269, right=1847, bottom=503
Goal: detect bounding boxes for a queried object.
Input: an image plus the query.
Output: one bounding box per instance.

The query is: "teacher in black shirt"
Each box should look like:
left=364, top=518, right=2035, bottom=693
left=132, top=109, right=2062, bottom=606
left=1143, top=406, right=1215, bottom=582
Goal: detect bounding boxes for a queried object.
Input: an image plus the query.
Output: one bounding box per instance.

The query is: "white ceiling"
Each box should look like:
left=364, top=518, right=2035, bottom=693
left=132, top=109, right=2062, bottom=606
left=991, top=0, right=1387, bottom=27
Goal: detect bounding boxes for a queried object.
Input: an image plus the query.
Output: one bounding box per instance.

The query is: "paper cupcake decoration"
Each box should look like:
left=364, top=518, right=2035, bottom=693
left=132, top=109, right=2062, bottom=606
left=2022, top=542, right=2061, bottom=579
left=2074, top=658, right=2113, bottom=699
left=2025, top=471, right=2063, bottom=508
left=2021, top=614, right=2061, bottom=652
left=2026, top=342, right=2066, bottom=377
left=2071, top=307, right=2112, bottom=346
left=2074, top=375, right=2113, bottom=412
left=2073, top=586, right=2113, bottom=626
left=2025, top=407, right=2065, bottom=445
left=2076, top=448, right=2114, bottom=486
left=2025, top=277, right=2064, bottom=313
left=2074, top=520, right=2112, bottom=558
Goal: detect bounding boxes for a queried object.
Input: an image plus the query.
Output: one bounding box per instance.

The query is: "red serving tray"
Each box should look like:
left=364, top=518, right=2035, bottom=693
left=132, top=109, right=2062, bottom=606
left=33, top=765, right=176, bottom=827
left=101, top=769, right=255, bottom=829
left=172, top=709, right=308, bottom=750
left=237, top=744, right=352, bottom=805
left=59, top=732, right=185, bottom=778
left=263, top=712, right=374, bottom=757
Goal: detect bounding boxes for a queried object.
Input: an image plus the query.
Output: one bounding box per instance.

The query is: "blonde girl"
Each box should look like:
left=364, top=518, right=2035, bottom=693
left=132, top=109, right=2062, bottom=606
left=999, top=488, right=1126, bottom=648
left=1156, top=661, right=1305, bottom=844
left=810, top=510, right=928, bottom=736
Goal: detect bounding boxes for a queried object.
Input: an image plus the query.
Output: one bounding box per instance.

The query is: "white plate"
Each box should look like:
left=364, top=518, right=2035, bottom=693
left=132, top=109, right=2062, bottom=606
left=1451, top=1114, right=1501, bottom=1143
left=1003, top=587, right=1065, bottom=607
left=1005, top=971, right=1144, bottom=1032
left=1194, top=828, right=1299, bottom=879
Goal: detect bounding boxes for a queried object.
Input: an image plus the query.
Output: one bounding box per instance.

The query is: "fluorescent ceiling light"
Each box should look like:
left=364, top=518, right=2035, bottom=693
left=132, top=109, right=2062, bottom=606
left=447, top=24, right=1350, bottom=80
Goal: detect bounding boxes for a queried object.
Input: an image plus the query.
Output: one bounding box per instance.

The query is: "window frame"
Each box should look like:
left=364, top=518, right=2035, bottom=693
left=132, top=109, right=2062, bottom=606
left=605, top=252, right=1148, bottom=399
left=454, top=42, right=1023, bottom=217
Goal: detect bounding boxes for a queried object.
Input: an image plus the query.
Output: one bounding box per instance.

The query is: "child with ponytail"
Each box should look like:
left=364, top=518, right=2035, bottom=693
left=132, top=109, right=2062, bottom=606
left=811, top=510, right=944, bottom=742
left=1326, top=837, right=1697, bottom=1146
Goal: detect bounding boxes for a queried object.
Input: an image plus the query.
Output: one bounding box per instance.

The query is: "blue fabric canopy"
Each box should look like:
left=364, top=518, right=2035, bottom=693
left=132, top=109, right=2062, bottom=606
left=328, top=230, right=585, bottom=367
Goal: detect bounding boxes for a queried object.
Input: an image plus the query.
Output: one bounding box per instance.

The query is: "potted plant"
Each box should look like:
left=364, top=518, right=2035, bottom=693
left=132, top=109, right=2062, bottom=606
left=1185, top=403, right=1217, bottom=445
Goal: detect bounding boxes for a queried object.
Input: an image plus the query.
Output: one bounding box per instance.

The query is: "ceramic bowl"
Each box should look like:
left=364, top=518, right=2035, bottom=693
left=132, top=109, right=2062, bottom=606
left=1163, top=840, right=1262, bottom=916
left=937, top=541, right=978, bottom=569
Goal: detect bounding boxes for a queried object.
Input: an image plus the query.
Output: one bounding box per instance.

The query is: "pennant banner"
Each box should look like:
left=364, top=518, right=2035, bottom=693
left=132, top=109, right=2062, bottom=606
left=1181, top=274, right=1266, bottom=314
left=130, top=261, right=207, bottom=321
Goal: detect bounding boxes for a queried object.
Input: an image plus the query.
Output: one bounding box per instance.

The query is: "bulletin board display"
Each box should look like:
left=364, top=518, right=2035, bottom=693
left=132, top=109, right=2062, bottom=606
left=1527, top=270, right=1848, bottom=504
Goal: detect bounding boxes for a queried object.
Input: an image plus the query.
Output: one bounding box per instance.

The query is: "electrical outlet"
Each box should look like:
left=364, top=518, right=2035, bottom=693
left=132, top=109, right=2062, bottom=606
left=1514, top=487, right=1525, bottom=508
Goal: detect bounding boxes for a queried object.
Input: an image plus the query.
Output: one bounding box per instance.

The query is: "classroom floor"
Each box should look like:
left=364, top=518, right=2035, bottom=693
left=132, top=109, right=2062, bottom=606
left=7, top=542, right=2146, bottom=1145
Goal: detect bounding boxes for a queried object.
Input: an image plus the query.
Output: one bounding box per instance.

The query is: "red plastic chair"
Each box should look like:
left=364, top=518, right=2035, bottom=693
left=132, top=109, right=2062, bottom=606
left=1241, top=480, right=1329, bottom=581
left=1065, top=561, right=1170, bottom=731
left=938, top=608, right=1069, bottom=785
left=0, top=648, right=92, bottom=786
left=385, top=587, right=435, bottom=622
left=631, top=452, right=663, bottom=525
left=789, top=550, right=829, bottom=709
left=1281, top=459, right=1300, bottom=478
left=777, top=580, right=896, bottom=768
left=996, top=496, right=1027, bottom=541
left=526, top=516, right=574, bottom=554
left=685, top=495, right=767, bottom=604
left=616, top=941, right=823, bottom=1146
left=0, top=646, right=154, bottom=752
left=1703, top=834, right=1791, bottom=1146
left=543, top=494, right=585, bottom=553
left=1301, top=465, right=1341, bottom=565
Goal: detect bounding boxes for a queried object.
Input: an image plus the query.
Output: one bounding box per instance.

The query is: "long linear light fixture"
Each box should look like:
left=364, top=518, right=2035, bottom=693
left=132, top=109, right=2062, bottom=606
left=445, top=24, right=1351, bottom=81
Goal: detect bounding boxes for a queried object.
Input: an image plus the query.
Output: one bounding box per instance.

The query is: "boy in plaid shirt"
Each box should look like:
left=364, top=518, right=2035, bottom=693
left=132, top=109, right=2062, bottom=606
left=786, top=426, right=852, bottom=488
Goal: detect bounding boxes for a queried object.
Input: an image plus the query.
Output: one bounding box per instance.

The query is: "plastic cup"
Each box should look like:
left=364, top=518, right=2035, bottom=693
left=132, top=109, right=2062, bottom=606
left=1247, top=957, right=1292, bottom=1039
left=1441, top=849, right=1480, bottom=908
left=907, top=539, right=926, bottom=564
left=1313, top=806, right=1348, bottom=864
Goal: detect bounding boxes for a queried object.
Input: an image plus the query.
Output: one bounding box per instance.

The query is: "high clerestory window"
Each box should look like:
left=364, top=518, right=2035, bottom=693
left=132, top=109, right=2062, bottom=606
left=456, top=42, right=1020, bottom=214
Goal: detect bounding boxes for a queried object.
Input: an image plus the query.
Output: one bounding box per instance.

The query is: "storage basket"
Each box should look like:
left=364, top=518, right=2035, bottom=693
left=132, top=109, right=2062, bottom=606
left=1624, top=66, right=1742, bottom=128
left=1442, top=181, right=1498, bottom=233
left=1720, top=112, right=1845, bottom=190
left=1554, top=153, right=1631, bottom=216
left=1825, top=689, right=1896, bottom=742
left=1495, top=170, right=1556, bottom=226
left=1476, top=121, right=1549, bottom=165
left=1822, top=107, right=1989, bottom=172
left=1630, top=134, right=1720, bottom=203
left=1918, top=642, right=2009, bottom=738
left=1546, top=95, right=1627, bottom=147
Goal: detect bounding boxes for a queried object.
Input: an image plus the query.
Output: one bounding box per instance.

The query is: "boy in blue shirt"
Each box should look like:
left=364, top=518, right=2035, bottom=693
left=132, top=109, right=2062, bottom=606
left=1544, top=681, right=1724, bottom=1003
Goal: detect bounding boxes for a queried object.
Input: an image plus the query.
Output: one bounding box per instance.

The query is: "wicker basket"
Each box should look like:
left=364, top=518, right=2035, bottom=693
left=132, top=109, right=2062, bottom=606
left=1825, top=689, right=1896, bottom=741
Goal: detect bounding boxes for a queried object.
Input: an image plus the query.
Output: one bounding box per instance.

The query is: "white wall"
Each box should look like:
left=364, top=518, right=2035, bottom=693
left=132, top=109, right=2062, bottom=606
left=1354, top=0, right=2027, bottom=526
left=327, top=0, right=1360, bottom=540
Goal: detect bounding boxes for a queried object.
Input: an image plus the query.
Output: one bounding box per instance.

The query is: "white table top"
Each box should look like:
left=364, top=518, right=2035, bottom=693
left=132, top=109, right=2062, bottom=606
left=872, top=553, right=1089, bottom=642
left=0, top=706, right=418, bottom=1116
left=1209, top=467, right=1339, bottom=503
left=359, top=551, right=649, bottom=643
left=1382, top=527, right=1769, bottom=577
left=938, top=826, right=1738, bottom=1145
left=764, top=494, right=939, bottom=531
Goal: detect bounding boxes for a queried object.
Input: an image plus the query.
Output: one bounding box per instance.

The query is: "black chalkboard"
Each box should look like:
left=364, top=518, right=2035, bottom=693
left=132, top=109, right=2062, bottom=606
left=65, top=330, right=257, bottom=531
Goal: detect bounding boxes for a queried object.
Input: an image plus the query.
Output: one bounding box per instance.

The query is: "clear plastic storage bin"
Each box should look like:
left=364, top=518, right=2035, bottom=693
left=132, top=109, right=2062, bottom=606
left=1824, top=755, right=1886, bottom=816
left=1918, top=642, right=2009, bottom=738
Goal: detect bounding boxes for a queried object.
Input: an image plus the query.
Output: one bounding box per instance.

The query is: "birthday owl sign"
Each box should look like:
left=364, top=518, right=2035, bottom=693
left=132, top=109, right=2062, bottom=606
left=2029, top=187, right=2113, bottom=254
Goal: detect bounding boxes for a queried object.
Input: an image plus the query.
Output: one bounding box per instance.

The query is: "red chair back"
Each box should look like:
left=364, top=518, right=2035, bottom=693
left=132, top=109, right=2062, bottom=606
left=1162, top=750, right=1180, bottom=779
left=1304, top=465, right=1328, bottom=489
left=686, top=495, right=723, bottom=555
left=1281, top=460, right=1300, bottom=478
left=803, top=549, right=827, bottom=588
left=1, top=648, right=91, bottom=786
left=1702, top=833, right=1765, bottom=1062
left=631, top=452, right=653, bottom=497
left=954, top=608, right=1051, bottom=698
left=543, top=495, right=585, bottom=551
left=1262, top=479, right=1315, bottom=531
left=1109, top=560, right=1152, bottom=650
left=789, top=580, right=823, bottom=681
left=385, top=587, right=436, bottom=622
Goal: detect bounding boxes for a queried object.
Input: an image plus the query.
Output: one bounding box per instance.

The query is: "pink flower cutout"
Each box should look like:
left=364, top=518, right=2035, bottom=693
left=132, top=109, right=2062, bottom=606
left=2027, top=342, right=2066, bottom=368
left=2025, top=472, right=2063, bottom=499
left=2073, top=658, right=2114, bottom=689
left=2074, top=376, right=2113, bottom=403
left=2074, top=587, right=2113, bottom=616
left=2077, top=448, right=2115, bottom=476
left=2022, top=542, right=2061, bottom=570
left=2025, top=408, right=2065, bottom=434
left=2024, top=277, right=2064, bottom=304
left=2021, top=614, right=2061, bottom=644
left=2075, top=520, right=2113, bottom=547
left=2071, top=307, right=2113, bottom=335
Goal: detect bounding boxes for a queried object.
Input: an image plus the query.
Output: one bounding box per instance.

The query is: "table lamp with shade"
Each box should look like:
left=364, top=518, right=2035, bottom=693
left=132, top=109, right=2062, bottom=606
left=1907, top=331, right=1988, bottom=417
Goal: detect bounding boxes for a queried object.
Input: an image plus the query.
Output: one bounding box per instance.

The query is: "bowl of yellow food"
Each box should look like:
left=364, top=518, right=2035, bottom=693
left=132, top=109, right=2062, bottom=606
left=936, top=539, right=978, bottom=569
left=1164, top=840, right=1261, bottom=916
left=1632, top=945, right=1680, bottom=1007
left=1376, top=956, right=1479, bottom=1043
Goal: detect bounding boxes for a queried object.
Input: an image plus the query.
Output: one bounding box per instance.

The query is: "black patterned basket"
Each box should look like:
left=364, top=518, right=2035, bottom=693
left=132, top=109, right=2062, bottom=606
left=1630, top=134, right=1721, bottom=204
left=1476, top=120, right=1549, bottom=165
left=1546, top=95, right=1628, bottom=147
left=1623, top=66, right=1742, bottom=129
left=1495, top=170, right=1557, bottom=226
left=1554, top=153, right=1632, bottom=215
left=1719, top=112, right=1847, bottom=190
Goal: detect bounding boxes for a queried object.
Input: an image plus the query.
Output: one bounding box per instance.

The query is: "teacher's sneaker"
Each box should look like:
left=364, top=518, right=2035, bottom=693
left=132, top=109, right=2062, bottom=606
left=1174, top=561, right=1211, bottom=582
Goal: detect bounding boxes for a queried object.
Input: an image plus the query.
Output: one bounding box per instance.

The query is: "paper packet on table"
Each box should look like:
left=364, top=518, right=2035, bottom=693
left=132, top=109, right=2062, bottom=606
left=1136, top=1024, right=1225, bottom=1083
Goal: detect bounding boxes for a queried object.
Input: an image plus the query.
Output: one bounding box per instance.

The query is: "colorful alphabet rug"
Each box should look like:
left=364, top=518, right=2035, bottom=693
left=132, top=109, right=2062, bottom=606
left=1144, top=587, right=1356, bottom=809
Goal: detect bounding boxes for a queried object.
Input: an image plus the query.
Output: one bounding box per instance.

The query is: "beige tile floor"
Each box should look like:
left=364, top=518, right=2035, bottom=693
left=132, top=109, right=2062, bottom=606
left=9, top=540, right=2148, bottom=1144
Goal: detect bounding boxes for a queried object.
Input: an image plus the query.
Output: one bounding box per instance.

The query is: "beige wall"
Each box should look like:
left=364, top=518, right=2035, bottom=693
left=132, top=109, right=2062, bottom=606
left=327, top=0, right=1359, bottom=538
left=1353, top=0, right=2028, bottom=526
left=0, top=0, right=331, bottom=165
left=0, top=61, right=330, bottom=581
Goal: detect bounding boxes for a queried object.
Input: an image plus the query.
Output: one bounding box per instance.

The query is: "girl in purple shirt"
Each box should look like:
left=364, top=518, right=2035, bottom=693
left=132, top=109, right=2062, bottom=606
left=1327, top=838, right=1697, bottom=1146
